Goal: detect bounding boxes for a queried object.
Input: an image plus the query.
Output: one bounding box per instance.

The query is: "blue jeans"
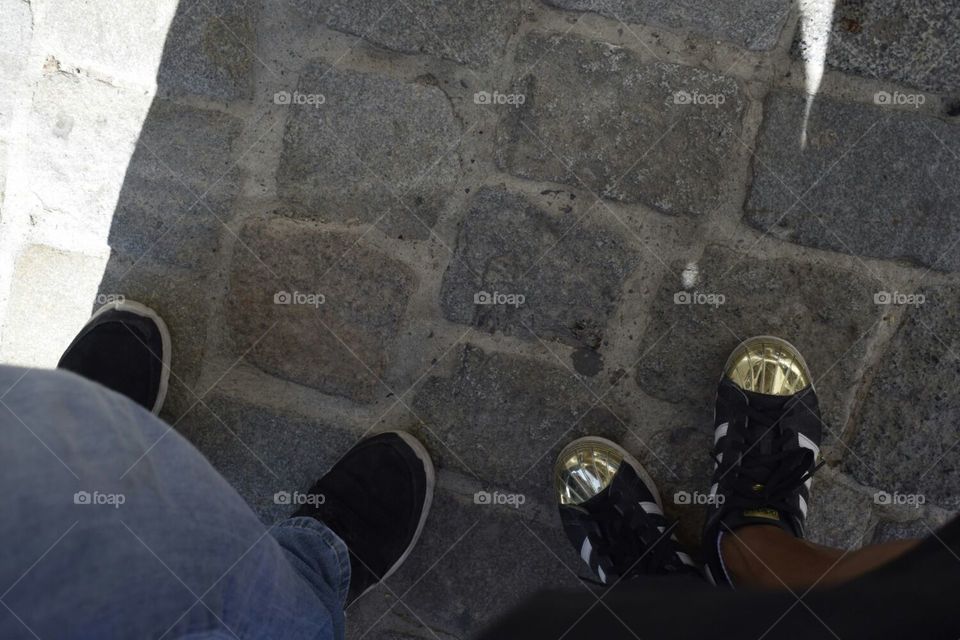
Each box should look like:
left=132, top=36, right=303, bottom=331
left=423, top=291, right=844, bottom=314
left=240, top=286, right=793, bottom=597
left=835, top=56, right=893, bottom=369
left=0, top=365, right=348, bottom=639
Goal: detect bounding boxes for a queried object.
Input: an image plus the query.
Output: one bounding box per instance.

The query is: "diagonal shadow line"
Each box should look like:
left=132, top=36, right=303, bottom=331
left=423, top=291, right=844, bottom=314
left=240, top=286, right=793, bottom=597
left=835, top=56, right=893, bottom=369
left=115, top=112, right=280, bottom=284
left=110, top=0, right=411, bottom=288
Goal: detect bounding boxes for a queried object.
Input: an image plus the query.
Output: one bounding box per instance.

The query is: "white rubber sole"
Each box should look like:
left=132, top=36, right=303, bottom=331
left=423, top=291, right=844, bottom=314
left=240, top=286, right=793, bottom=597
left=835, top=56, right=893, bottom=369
left=356, top=430, right=436, bottom=596
left=561, top=436, right=663, bottom=509
left=88, top=299, right=171, bottom=415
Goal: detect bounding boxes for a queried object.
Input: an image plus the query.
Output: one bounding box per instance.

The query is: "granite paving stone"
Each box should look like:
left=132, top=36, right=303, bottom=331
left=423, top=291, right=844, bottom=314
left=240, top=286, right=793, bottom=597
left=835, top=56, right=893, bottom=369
left=804, top=470, right=876, bottom=549
left=157, top=0, right=257, bottom=101
left=439, top=185, right=642, bottom=349
left=794, top=0, right=960, bottom=94
left=496, top=32, right=747, bottom=217
left=277, top=62, right=462, bottom=239
left=226, top=215, right=417, bottom=404
left=745, top=90, right=960, bottom=271
left=293, top=0, right=523, bottom=67
left=175, top=393, right=360, bottom=523
left=544, top=0, right=793, bottom=50
left=846, top=286, right=960, bottom=510
left=871, top=508, right=954, bottom=543
left=109, top=99, right=243, bottom=271
left=412, top=345, right=626, bottom=491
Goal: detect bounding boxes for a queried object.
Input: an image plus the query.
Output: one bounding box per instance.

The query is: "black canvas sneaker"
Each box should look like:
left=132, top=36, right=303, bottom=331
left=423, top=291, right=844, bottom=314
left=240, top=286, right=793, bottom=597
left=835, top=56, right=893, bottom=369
left=556, top=436, right=699, bottom=585
left=702, top=336, right=824, bottom=587
left=58, top=300, right=171, bottom=415
left=295, top=431, right=435, bottom=604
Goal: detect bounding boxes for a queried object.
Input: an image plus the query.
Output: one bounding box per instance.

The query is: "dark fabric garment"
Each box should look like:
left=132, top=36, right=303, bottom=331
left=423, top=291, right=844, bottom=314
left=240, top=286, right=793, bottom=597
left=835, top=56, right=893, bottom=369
left=477, top=516, right=960, bottom=640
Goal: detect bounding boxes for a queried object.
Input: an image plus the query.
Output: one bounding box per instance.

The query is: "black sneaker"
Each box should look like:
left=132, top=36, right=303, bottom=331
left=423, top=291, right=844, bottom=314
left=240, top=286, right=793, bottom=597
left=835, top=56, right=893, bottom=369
left=702, top=336, right=824, bottom=587
left=555, top=436, right=698, bottom=584
left=295, top=431, right=435, bottom=604
left=58, top=300, right=171, bottom=415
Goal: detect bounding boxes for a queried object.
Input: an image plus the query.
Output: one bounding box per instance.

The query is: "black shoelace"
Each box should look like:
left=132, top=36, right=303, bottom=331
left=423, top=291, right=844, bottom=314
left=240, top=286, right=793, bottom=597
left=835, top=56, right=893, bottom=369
left=716, top=394, right=824, bottom=518
left=581, top=485, right=687, bottom=584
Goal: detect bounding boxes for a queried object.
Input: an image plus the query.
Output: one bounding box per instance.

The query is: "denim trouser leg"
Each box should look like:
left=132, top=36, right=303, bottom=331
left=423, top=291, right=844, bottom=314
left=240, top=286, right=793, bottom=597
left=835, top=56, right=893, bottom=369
left=0, top=365, right=349, bottom=640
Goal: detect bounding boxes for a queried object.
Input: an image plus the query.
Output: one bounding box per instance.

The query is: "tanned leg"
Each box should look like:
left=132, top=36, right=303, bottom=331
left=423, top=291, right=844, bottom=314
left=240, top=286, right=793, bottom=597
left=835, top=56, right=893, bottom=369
left=720, top=524, right=920, bottom=589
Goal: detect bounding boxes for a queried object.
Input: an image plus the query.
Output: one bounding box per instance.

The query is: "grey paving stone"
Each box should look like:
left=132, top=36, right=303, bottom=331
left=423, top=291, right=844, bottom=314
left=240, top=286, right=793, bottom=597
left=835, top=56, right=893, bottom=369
left=175, top=393, right=360, bottom=523
left=745, top=90, right=960, bottom=271
left=277, top=62, right=462, bottom=239
left=872, top=509, right=953, bottom=543
left=544, top=0, right=792, bottom=50
left=496, top=33, right=746, bottom=217
left=846, top=286, right=960, bottom=509
left=98, top=258, right=217, bottom=424
left=292, top=0, right=522, bottom=66
left=412, top=345, right=625, bottom=488
left=794, top=0, right=960, bottom=94
left=109, top=99, right=243, bottom=271
left=226, top=215, right=417, bottom=404
left=157, top=0, right=257, bottom=101
left=804, top=471, right=875, bottom=549
left=439, top=186, right=642, bottom=349
left=347, top=487, right=585, bottom=639
left=635, top=245, right=885, bottom=433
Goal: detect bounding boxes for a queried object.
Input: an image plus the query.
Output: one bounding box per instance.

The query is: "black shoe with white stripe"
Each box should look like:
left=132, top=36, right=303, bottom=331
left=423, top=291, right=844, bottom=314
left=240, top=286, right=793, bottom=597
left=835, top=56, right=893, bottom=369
left=556, top=436, right=698, bottom=584
left=702, top=336, right=824, bottom=587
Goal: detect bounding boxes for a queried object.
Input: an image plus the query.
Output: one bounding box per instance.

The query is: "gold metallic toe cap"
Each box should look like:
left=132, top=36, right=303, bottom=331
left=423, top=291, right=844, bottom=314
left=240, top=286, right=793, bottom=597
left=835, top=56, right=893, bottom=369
left=555, top=437, right=626, bottom=506
left=723, top=336, right=812, bottom=396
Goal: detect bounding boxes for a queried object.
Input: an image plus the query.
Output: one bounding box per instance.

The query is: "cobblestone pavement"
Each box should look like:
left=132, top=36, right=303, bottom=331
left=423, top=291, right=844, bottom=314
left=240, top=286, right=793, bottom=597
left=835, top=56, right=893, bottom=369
left=2, top=1, right=960, bottom=638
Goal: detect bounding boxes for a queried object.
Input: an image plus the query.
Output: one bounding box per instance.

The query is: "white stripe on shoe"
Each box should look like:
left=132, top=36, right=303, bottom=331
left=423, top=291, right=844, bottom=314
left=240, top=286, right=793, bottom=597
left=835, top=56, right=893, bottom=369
left=639, top=501, right=662, bottom=515
left=798, top=432, right=820, bottom=458
left=714, top=422, right=729, bottom=444
left=580, top=538, right=593, bottom=565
